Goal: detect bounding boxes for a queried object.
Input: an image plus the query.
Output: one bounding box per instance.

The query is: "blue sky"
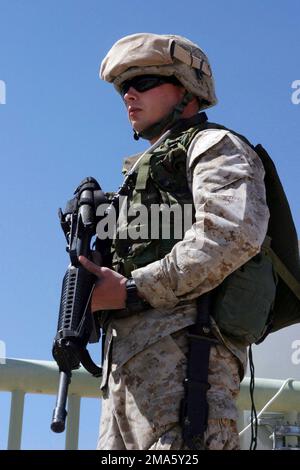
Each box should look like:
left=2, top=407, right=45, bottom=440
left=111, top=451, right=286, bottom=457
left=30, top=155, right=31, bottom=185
left=0, top=0, right=299, bottom=450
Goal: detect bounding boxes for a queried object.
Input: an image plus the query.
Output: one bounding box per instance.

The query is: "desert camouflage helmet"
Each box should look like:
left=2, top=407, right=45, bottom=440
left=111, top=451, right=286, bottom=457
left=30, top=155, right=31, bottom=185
left=100, top=33, right=217, bottom=111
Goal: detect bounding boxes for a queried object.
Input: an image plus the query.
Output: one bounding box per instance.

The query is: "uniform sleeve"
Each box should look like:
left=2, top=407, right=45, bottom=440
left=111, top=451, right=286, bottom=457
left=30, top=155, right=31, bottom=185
left=131, top=129, right=270, bottom=309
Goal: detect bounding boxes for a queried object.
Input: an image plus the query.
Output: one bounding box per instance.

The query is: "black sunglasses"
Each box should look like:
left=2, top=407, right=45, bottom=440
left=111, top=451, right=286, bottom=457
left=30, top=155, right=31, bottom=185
left=120, top=75, right=181, bottom=97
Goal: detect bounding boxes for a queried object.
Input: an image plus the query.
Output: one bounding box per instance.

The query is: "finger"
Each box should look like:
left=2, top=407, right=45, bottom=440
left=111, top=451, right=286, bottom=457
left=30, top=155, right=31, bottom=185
left=79, top=255, right=102, bottom=277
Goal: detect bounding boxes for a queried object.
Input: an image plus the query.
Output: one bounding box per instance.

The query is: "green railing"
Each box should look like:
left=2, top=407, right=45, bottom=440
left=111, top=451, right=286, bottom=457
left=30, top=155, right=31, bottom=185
left=0, top=358, right=299, bottom=450
left=0, top=358, right=102, bottom=450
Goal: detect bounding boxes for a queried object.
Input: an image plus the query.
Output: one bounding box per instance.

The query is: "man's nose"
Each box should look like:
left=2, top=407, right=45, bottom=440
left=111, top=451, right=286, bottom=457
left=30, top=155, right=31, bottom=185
left=123, top=86, right=138, bottom=102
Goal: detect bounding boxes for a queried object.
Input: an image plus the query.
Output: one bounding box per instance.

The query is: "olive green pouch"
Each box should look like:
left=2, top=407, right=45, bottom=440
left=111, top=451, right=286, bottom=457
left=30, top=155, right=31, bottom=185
left=212, top=252, right=277, bottom=344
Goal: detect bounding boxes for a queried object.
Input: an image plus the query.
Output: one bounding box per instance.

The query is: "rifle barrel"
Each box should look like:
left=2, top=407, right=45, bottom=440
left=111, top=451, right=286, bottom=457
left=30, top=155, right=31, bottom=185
left=51, top=370, right=71, bottom=433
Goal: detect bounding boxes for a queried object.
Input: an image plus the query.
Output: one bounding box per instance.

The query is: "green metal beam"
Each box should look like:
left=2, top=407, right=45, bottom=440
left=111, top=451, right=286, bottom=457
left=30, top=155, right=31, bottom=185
left=1, top=359, right=300, bottom=413
left=0, top=358, right=101, bottom=398
left=238, top=377, right=300, bottom=412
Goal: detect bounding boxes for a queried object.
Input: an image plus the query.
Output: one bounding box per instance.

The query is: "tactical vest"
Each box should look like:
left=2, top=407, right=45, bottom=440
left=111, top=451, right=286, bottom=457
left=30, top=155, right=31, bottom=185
left=111, top=114, right=300, bottom=345
left=112, top=124, right=199, bottom=276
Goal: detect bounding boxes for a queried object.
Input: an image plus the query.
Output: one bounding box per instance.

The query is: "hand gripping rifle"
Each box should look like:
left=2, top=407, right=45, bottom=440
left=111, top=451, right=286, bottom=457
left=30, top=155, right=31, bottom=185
left=51, top=177, right=110, bottom=433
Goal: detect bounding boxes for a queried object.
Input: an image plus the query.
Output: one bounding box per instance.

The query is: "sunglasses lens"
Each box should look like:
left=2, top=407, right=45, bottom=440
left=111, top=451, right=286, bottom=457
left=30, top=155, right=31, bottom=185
left=135, top=77, right=162, bottom=92
left=120, top=76, right=178, bottom=97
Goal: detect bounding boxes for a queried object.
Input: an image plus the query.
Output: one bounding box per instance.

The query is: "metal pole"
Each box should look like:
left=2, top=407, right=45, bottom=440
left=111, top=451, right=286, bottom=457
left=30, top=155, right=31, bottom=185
left=65, top=394, right=81, bottom=450
left=237, top=410, right=248, bottom=450
left=7, top=390, right=25, bottom=450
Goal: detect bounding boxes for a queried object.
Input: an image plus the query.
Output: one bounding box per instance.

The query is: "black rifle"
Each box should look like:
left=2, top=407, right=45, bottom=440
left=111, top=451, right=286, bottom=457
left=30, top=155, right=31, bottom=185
left=51, top=177, right=110, bottom=433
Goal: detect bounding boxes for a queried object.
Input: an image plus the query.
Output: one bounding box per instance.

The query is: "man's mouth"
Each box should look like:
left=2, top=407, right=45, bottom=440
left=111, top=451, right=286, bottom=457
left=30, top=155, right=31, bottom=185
left=128, top=106, right=141, bottom=117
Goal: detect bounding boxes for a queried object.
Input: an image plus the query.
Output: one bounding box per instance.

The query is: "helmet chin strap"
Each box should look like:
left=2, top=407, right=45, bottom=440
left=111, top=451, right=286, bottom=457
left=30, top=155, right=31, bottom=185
left=133, top=91, right=194, bottom=141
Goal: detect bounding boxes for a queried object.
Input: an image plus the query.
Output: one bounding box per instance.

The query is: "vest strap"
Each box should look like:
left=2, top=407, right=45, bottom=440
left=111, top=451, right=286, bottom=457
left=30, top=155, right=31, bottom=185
left=135, top=153, right=153, bottom=191
left=263, top=242, right=300, bottom=301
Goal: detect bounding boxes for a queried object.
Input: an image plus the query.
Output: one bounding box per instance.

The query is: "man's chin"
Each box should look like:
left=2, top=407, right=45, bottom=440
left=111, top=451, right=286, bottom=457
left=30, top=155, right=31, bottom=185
left=131, top=123, right=146, bottom=134
left=129, top=115, right=151, bottom=133
left=130, top=119, right=143, bottom=131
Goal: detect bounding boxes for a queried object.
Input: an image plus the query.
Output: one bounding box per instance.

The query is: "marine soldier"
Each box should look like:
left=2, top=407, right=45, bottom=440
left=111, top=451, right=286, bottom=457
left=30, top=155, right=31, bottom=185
left=79, top=33, right=270, bottom=450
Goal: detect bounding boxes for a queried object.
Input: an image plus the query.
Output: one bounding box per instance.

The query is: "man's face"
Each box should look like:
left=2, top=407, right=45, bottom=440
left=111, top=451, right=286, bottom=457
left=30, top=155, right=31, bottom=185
left=122, top=76, right=185, bottom=135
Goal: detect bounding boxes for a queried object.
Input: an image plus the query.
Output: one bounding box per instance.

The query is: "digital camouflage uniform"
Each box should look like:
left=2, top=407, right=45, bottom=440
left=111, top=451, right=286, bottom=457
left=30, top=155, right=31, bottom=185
left=97, top=128, right=269, bottom=450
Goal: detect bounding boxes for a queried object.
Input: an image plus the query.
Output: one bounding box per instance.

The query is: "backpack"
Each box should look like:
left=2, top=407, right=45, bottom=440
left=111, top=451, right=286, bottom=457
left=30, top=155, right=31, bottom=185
left=204, top=123, right=300, bottom=344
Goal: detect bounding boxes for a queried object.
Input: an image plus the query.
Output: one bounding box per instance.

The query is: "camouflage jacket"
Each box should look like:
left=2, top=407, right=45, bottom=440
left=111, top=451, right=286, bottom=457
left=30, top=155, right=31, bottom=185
left=101, top=125, right=269, bottom=387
